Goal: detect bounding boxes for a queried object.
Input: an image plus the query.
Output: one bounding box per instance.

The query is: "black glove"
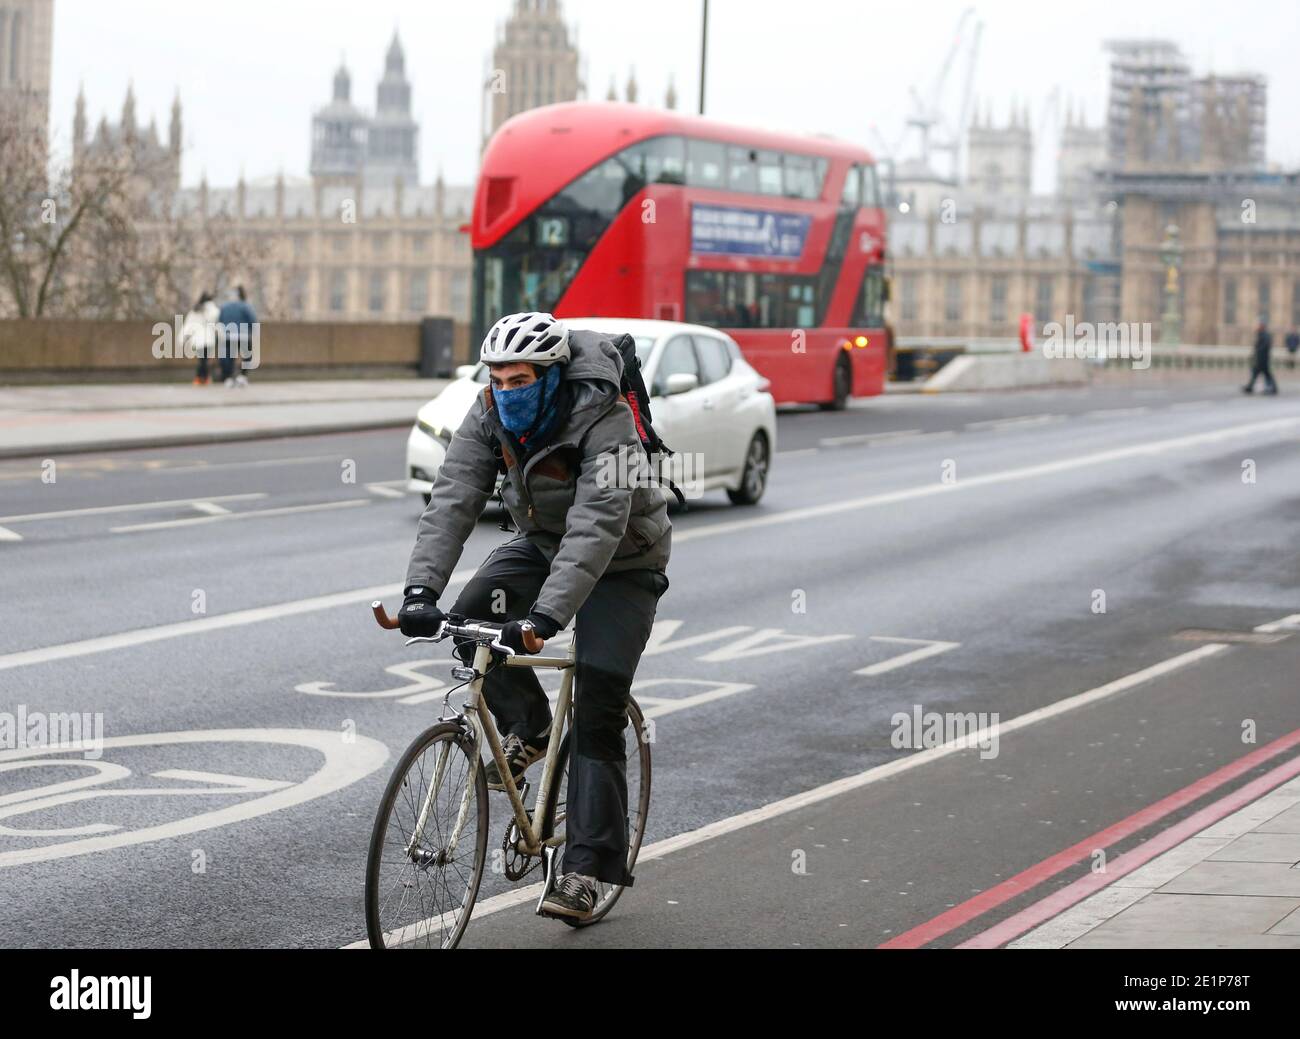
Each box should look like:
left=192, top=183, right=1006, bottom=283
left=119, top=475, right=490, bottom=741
left=398, top=584, right=446, bottom=637
left=497, top=612, right=560, bottom=655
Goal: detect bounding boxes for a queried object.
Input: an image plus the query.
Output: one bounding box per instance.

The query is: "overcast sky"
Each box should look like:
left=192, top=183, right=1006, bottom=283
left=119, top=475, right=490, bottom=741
left=48, top=0, right=1300, bottom=193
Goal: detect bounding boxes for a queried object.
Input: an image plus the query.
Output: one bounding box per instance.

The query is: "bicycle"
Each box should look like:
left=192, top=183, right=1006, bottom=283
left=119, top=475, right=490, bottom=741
left=364, top=602, right=652, bottom=950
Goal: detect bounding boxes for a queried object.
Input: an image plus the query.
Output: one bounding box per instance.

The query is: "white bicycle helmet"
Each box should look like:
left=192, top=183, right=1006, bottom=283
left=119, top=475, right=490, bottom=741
left=480, top=312, right=570, bottom=366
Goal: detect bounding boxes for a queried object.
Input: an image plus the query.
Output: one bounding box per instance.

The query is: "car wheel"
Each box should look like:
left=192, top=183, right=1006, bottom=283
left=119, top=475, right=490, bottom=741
left=727, top=433, right=770, bottom=506
left=819, top=354, right=852, bottom=411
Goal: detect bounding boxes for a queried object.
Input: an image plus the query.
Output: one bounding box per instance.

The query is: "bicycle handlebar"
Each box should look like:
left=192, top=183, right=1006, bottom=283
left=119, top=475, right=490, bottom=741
left=370, top=601, right=545, bottom=654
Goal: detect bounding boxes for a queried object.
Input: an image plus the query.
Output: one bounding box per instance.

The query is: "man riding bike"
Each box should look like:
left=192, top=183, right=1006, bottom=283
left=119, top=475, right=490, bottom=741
left=397, top=311, right=671, bottom=921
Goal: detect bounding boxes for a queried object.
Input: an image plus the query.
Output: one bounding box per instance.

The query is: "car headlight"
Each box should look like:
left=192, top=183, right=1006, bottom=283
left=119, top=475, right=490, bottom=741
left=417, top=419, right=452, bottom=446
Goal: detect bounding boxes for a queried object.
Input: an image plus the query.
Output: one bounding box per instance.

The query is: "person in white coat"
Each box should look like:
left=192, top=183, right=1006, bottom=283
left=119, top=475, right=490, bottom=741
left=182, top=291, right=220, bottom=385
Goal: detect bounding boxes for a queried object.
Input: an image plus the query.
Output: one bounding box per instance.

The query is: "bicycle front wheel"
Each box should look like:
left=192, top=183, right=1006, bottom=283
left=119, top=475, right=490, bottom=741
left=365, top=721, right=488, bottom=950
left=542, top=696, right=652, bottom=927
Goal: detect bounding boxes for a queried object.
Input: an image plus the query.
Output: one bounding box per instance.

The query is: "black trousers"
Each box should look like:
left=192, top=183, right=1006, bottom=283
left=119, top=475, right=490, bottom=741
left=449, top=538, right=668, bottom=886
left=1246, top=353, right=1277, bottom=392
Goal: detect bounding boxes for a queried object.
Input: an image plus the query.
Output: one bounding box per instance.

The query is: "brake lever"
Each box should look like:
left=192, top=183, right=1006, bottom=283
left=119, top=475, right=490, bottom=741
left=403, top=620, right=450, bottom=647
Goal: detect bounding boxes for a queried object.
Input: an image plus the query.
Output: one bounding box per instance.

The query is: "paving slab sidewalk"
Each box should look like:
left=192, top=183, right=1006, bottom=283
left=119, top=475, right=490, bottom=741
left=0, top=379, right=447, bottom=458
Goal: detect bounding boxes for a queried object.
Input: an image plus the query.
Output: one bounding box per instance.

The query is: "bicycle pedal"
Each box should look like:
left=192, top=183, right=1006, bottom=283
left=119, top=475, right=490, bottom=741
left=533, top=845, right=559, bottom=917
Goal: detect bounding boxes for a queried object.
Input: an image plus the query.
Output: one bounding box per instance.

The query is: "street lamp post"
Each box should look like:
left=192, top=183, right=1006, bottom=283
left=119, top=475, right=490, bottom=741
left=698, top=0, right=709, bottom=116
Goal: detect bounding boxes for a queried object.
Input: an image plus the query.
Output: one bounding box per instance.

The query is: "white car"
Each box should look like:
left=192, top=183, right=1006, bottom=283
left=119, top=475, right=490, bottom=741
left=405, top=318, right=777, bottom=506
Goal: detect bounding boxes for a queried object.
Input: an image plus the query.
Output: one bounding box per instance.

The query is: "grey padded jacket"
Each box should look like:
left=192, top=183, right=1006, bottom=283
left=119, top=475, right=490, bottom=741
left=404, top=329, right=671, bottom=628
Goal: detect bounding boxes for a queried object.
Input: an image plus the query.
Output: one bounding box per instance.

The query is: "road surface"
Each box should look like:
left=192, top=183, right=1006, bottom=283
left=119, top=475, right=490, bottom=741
left=1, top=379, right=1297, bottom=948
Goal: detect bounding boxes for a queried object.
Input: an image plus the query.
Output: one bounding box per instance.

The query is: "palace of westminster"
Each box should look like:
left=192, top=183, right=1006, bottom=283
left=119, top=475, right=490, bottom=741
left=3, top=1, right=1299, bottom=343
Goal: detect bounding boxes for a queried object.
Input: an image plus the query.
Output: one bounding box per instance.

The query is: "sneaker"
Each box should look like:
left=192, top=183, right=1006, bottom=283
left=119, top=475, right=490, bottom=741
left=192, top=376, right=204, bottom=386
left=540, top=873, right=597, bottom=921
left=234, top=374, right=249, bottom=387
left=483, top=734, right=546, bottom=791
left=224, top=377, right=235, bottom=388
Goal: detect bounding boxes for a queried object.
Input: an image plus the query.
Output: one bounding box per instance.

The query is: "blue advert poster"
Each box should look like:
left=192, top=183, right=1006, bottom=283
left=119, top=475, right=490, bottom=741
left=691, top=204, right=811, bottom=258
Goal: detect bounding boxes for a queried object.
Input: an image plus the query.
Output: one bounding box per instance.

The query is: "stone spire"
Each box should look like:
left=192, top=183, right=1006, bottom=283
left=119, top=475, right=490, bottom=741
left=169, top=90, right=182, bottom=158
left=73, top=84, right=86, bottom=150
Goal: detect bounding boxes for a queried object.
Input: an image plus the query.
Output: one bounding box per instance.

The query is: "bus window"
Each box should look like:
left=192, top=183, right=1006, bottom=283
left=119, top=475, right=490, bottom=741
left=756, top=150, right=783, bottom=196
left=685, top=270, right=727, bottom=325
left=726, top=147, right=758, bottom=193
left=786, top=279, right=816, bottom=328
left=687, top=139, right=725, bottom=188
left=653, top=335, right=701, bottom=396
left=841, top=165, right=862, bottom=209
left=783, top=154, right=819, bottom=200
left=852, top=264, right=886, bottom=326
left=628, top=135, right=686, bottom=185
left=862, top=164, right=882, bottom=208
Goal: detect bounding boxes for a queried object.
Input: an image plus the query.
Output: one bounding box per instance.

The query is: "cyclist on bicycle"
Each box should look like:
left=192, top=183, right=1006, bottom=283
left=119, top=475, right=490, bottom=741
left=397, top=311, right=670, bottom=920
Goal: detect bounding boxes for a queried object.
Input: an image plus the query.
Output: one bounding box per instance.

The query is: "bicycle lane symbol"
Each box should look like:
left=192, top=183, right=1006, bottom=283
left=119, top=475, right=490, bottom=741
left=0, top=728, right=388, bottom=868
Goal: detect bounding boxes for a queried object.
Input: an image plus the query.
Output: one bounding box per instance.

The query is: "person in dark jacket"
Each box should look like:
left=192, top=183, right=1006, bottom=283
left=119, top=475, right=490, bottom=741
left=397, top=311, right=670, bottom=922
left=1243, top=321, right=1278, bottom=395
left=217, top=285, right=257, bottom=387
left=1285, top=327, right=1299, bottom=370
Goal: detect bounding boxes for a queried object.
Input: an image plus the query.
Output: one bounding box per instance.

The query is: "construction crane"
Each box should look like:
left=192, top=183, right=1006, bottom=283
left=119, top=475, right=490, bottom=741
left=893, top=7, right=983, bottom=180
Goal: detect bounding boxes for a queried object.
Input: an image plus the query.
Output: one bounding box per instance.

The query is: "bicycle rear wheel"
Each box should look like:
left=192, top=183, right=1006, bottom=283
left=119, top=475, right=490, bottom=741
left=542, top=696, right=651, bottom=926
left=365, top=721, right=488, bottom=949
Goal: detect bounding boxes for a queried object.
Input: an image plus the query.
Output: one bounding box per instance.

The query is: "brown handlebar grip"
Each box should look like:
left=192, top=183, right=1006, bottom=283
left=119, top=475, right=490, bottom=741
left=372, top=601, right=402, bottom=630
left=523, top=628, right=545, bottom=653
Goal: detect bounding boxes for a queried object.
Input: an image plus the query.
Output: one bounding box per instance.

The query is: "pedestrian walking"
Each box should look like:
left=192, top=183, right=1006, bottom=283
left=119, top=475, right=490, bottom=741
left=1285, top=327, right=1299, bottom=371
left=1242, top=321, right=1278, bottom=395
left=181, top=291, right=219, bottom=385
left=217, top=285, right=258, bottom=387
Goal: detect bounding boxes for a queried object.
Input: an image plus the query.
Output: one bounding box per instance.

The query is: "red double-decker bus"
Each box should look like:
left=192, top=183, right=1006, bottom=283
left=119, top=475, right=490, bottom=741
left=470, top=102, right=888, bottom=408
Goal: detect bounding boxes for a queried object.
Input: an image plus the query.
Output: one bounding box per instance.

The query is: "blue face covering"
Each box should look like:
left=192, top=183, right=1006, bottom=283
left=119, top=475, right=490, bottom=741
left=493, top=364, right=563, bottom=445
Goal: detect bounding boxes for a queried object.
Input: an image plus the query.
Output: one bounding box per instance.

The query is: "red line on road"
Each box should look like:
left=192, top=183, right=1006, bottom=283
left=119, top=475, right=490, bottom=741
left=879, top=726, right=1300, bottom=949
left=960, top=748, right=1300, bottom=948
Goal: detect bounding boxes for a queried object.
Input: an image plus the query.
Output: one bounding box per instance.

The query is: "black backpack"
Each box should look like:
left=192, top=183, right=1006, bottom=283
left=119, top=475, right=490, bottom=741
left=608, top=333, right=687, bottom=508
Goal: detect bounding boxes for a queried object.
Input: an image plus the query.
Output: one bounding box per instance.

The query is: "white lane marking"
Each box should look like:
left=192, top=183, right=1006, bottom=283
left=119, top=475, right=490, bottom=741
left=1254, top=614, right=1300, bottom=634
left=296, top=660, right=448, bottom=702
left=641, top=621, right=753, bottom=657
left=0, top=729, right=388, bottom=868
left=191, top=501, right=231, bottom=516
left=147, top=454, right=348, bottom=475
left=9, top=414, right=1298, bottom=674
left=633, top=679, right=757, bottom=719
left=696, top=628, right=852, bottom=663
left=345, top=642, right=1232, bottom=947
left=966, top=413, right=1062, bottom=431
left=1084, top=407, right=1150, bottom=419
left=111, top=498, right=369, bottom=533
left=674, top=414, right=1300, bottom=545
left=0, top=571, right=464, bottom=674
left=366, top=482, right=408, bottom=499
left=776, top=448, right=819, bottom=458
left=856, top=636, right=961, bottom=676
left=0, top=493, right=266, bottom=524
left=820, top=429, right=922, bottom=448
left=0, top=525, right=21, bottom=542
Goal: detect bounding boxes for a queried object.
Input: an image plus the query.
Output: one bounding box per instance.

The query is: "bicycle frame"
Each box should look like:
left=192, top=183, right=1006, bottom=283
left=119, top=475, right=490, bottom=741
left=415, top=636, right=576, bottom=866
